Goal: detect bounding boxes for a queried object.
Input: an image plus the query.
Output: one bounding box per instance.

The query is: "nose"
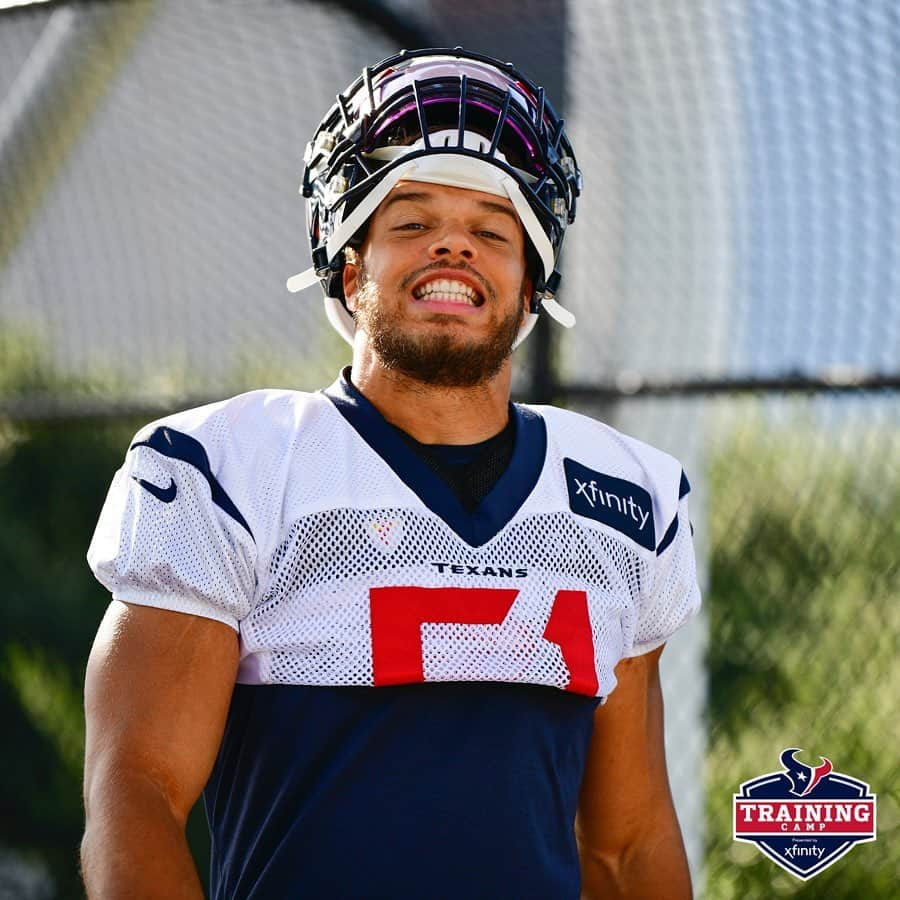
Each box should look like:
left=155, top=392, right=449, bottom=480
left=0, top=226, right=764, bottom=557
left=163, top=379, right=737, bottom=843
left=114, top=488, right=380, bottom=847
left=428, top=223, right=476, bottom=262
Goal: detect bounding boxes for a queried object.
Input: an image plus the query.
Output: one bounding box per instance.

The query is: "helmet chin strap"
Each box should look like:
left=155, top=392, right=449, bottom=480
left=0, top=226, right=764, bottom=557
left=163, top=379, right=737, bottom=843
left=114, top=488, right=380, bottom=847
left=541, top=297, right=576, bottom=328
left=285, top=267, right=321, bottom=294
left=512, top=313, right=540, bottom=350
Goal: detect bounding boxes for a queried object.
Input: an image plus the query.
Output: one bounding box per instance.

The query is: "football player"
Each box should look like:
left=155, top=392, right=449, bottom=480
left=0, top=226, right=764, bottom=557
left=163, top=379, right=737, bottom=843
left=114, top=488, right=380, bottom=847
left=82, top=49, right=700, bottom=899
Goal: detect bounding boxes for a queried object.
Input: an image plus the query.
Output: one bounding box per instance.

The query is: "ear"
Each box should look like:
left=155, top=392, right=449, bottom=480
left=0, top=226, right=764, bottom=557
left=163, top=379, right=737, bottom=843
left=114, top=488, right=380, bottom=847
left=342, top=255, right=360, bottom=312
left=521, top=276, right=534, bottom=322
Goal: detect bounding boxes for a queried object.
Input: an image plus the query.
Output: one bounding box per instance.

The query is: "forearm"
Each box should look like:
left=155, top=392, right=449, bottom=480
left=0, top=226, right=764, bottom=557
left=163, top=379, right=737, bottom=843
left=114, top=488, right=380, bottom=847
left=82, top=775, right=203, bottom=900
left=578, top=821, right=692, bottom=900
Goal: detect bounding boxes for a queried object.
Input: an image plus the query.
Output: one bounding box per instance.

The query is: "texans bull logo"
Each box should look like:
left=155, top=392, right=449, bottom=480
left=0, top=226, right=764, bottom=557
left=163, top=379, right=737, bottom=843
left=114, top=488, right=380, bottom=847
left=780, top=747, right=832, bottom=797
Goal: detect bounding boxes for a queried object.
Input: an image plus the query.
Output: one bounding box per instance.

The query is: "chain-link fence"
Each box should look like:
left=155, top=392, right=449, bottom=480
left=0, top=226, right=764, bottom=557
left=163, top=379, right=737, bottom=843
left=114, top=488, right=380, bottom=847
left=1, top=1, right=897, bottom=897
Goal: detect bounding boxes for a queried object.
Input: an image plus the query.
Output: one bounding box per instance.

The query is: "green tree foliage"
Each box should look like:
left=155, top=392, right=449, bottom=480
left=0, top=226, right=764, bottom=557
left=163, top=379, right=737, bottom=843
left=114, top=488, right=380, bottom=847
left=703, top=415, right=900, bottom=899
left=0, top=417, right=133, bottom=895
left=0, top=418, right=211, bottom=898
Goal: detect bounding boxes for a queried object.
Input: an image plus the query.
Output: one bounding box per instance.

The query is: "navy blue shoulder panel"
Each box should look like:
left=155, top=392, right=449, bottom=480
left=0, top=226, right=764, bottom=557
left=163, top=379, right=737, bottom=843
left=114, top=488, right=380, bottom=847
left=656, top=514, right=679, bottom=556
left=657, top=470, right=690, bottom=555
left=131, top=426, right=254, bottom=540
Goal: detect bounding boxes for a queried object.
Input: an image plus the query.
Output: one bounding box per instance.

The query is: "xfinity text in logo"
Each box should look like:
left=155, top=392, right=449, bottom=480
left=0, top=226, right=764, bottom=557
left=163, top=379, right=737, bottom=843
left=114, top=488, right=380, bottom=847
left=572, top=477, right=651, bottom=532
left=563, top=458, right=656, bottom=550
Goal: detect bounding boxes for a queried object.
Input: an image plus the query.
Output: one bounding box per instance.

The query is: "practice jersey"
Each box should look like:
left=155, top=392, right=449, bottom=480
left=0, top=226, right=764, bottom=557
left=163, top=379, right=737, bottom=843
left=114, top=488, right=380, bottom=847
left=88, top=369, right=701, bottom=899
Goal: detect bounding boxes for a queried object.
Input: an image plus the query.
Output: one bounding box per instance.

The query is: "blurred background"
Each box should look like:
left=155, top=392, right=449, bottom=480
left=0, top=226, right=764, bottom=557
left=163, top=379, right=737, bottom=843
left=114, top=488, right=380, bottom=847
left=0, top=0, right=897, bottom=897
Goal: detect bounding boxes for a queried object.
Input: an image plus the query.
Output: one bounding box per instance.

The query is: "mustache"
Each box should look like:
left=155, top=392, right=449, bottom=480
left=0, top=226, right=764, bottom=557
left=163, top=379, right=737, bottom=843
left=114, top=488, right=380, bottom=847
left=399, top=262, right=494, bottom=302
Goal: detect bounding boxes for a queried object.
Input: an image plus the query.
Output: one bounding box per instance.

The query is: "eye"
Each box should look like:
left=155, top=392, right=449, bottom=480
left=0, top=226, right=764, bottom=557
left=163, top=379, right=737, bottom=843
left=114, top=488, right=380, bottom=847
left=478, top=229, right=507, bottom=241
left=394, top=221, right=427, bottom=231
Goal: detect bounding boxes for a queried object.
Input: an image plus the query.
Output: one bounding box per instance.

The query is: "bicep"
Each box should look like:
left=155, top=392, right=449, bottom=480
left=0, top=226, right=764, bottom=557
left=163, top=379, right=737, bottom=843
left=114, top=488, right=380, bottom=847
left=576, top=645, right=672, bottom=847
left=84, top=600, right=240, bottom=824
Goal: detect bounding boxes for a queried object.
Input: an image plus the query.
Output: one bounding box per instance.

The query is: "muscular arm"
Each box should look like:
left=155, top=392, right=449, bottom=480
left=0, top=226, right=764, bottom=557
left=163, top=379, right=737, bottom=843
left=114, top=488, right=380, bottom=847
left=576, top=645, right=692, bottom=900
left=82, top=601, right=240, bottom=899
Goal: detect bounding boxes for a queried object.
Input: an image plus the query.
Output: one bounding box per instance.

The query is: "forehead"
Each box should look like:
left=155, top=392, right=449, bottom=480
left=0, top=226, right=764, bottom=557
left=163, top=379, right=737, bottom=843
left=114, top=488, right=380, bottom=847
left=376, top=180, right=521, bottom=221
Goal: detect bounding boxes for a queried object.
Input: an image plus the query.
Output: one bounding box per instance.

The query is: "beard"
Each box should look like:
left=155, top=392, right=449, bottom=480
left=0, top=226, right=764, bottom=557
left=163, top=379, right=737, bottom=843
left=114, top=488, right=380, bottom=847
left=350, top=265, right=526, bottom=388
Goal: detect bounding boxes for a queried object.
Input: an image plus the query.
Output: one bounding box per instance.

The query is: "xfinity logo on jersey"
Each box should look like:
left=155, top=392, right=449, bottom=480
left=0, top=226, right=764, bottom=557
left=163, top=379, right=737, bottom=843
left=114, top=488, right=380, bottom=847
left=733, top=748, right=876, bottom=880
left=563, top=458, right=655, bottom=550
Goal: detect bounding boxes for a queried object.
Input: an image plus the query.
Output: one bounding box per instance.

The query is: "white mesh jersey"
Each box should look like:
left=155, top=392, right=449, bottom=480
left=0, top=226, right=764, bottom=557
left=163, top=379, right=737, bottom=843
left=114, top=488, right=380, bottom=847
left=88, top=370, right=700, bottom=701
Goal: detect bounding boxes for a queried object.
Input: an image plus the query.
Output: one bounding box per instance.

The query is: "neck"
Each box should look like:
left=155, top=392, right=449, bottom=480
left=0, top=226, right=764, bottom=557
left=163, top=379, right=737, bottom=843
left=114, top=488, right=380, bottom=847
left=349, top=351, right=512, bottom=444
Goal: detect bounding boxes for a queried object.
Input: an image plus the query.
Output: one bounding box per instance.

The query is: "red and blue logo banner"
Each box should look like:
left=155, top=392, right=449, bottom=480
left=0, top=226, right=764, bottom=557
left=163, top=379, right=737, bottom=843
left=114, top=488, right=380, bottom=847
left=733, top=748, right=877, bottom=880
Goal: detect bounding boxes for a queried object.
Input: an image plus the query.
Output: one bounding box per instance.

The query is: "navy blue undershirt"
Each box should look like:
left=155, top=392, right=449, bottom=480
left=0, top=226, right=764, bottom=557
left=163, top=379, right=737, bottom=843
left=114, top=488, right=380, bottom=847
left=393, top=413, right=516, bottom=513
left=205, top=682, right=598, bottom=899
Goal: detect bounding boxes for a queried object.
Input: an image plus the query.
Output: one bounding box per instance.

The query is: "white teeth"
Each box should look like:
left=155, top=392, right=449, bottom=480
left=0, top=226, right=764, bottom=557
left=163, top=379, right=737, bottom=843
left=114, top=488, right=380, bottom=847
left=413, top=278, right=479, bottom=304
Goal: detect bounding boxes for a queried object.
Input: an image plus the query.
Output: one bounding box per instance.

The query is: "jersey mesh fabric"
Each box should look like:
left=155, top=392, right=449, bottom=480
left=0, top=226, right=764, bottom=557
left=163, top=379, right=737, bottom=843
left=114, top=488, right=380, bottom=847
left=87, top=436, right=257, bottom=628
left=89, top=377, right=700, bottom=698
left=248, top=504, right=635, bottom=693
left=538, top=404, right=700, bottom=657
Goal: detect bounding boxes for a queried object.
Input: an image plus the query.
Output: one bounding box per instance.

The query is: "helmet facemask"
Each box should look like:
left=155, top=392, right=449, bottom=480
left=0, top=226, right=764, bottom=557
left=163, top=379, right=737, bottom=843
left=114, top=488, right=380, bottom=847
left=288, top=49, right=581, bottom=347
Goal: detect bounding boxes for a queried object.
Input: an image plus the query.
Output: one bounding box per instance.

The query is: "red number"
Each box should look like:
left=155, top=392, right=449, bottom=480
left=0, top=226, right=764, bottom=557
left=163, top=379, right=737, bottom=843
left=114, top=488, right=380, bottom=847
left=542, top=589, right=599, bottom=695
left=369, top=586, right=597, bottom=694
left=370, top=587, right=518, bottom=686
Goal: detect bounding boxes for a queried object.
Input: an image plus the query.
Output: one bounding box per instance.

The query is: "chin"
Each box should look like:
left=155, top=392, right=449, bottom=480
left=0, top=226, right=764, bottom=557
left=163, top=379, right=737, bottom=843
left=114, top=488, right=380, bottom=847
left=373, top=328, right=511, bottom=388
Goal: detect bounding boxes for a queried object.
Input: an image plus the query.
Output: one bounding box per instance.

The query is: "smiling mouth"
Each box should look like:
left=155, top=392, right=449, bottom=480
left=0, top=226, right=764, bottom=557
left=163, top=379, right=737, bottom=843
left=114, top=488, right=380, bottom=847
left=412, top=277, right=484, bottom=307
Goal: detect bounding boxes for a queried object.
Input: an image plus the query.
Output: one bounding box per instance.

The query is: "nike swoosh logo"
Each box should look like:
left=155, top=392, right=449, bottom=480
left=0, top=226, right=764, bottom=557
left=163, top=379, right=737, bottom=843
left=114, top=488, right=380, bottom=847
left=132, top=476, right=177, bottom=503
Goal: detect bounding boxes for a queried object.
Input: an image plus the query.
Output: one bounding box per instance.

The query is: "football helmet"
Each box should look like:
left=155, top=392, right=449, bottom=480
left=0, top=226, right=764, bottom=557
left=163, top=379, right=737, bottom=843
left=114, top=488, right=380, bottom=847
left=287, top=47, right=582, bottom=347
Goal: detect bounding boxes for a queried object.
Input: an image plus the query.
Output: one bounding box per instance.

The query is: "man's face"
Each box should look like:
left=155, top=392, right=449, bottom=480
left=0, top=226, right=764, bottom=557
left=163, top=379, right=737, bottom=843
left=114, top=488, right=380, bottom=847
left=342, top=181, right=532, bottom=388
